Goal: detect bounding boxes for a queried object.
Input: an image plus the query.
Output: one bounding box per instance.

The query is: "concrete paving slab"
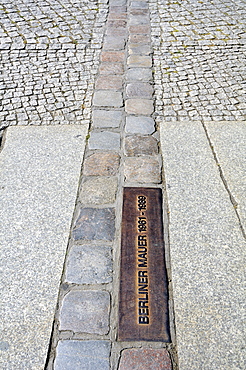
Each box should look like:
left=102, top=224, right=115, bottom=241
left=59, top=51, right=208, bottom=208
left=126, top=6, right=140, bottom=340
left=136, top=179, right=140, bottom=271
left=160, top=121, right=246, bottom=370
left=0, top=125, right=88, bottom=369
left=204, top=121, right=246, bottom=231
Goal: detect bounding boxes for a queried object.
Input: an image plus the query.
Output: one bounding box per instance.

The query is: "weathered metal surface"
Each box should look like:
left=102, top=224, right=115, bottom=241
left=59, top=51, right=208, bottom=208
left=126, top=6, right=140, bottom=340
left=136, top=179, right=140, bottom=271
left=118, top=187, right=170, bottom=341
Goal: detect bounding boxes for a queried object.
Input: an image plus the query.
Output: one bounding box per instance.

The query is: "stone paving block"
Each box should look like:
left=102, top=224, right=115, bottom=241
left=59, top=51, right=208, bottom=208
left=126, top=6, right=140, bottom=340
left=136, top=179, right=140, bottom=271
left=109, top=0, right=126, bottom=6
left=129, top=44, right=151, bottom=55
left=100, top=51, right=125, bottom=63
left=126, top=83, right=153, bottom=99
left=131, top=1, right=149, bottom=9
left=125, top=135, right=158, bottom=156
left=124, top=156, right=161, bottom=183
left=129, top=14, right=149, bottom=22
left=88, top=131, right=120, bottom=150
left=160, top=121, right=246, bottom=370
left=129, top=25, right=151, bottom=34
left=93, top=91, right=123, bottom=107
left=126, top=68, right=152, bottom=82
left=107, top=20, right=127, bottom=28
left=127, top=55, right=152, bottom=67
left=125, top=116, right=155, bottom=134
left=108, top=12, right=127, bottom=20
left=103, top=36, right=126, bottom=50
left=99, top=63, right=124, bottom=75
left=80, top=176, right=118, bottom=205
left=83, top=152, right=120, bottom=176
left=73, top=208, right=115, bottom=241
left=0, top=126, right=88, bottom=369
left=129, top=34, right=151, bottom=44
left=59, top=290, right=110, bottom=334
left=92, top=110, right=123, bottom=128
left=106, top=27, right=127, bottom=37
left=125, top=99, right=154, bottom=115
left=95, top=76, right=123, bottom=90
left=118, top=348, right=172, bottom=370
left=54, top=340, right=110, bottom=370
left=65, top=244, right=112, bottom=284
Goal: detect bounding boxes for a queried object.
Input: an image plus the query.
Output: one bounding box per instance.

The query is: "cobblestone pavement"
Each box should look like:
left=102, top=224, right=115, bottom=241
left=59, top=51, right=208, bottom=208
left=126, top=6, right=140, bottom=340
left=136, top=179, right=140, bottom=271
left=149, top=0, right=246, bottom=122
left=0, top=0, right=245, bottom=369
left=0, top=0, right=108, bottom=128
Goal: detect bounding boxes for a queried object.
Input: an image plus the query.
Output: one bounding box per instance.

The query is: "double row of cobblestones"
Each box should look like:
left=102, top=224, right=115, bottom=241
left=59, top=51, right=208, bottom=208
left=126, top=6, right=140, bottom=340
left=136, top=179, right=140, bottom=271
left=149, top=0, right=246, bottom=123
left=0, top=0, right=108, bottom=129
left=47, top=0, right=174, bottom=369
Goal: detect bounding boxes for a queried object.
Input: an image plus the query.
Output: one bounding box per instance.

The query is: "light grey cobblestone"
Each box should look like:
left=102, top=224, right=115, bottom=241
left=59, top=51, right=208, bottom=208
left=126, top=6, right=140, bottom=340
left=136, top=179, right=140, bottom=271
left=0, top=0, right=108, bottom=129
left=149, top=0, right=246, bottom=122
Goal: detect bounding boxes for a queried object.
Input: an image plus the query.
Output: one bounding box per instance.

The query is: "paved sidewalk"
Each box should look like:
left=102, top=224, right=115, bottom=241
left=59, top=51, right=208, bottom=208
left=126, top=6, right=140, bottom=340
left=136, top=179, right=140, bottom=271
left=0, top=0, right=245, bottom=369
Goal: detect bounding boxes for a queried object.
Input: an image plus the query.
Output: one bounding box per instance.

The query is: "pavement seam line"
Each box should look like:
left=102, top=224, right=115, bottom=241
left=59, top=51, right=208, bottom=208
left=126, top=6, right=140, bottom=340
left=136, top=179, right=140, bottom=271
left=202, top=120, right=246, bottom=240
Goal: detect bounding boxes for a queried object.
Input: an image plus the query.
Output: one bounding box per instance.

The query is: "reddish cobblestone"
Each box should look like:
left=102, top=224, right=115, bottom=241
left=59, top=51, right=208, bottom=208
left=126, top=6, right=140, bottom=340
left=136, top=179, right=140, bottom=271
left=118, top=348, right=172, bottom=370
left=96, top=75, right=123, bottom=90
left=100, top=51, right=125, bottom=62
left=99, top=62, right=124, bottom=75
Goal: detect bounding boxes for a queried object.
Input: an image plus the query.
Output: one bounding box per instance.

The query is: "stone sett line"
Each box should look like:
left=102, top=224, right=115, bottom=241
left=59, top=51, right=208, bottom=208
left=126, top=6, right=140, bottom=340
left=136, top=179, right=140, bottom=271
left=46, top=1, right=175, bottom=369
left=0, top=0, right=108, bottom=129
left=148, top=0, right=246, bottom=124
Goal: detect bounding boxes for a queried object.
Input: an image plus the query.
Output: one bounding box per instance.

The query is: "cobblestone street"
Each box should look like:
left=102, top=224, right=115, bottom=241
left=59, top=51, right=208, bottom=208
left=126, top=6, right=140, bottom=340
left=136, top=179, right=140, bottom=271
left=0, top=1, right=245, bottom=370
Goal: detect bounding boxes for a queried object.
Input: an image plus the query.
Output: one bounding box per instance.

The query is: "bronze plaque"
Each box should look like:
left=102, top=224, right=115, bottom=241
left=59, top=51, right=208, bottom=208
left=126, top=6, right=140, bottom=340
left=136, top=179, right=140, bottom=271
left=118, top=187, right=170, bottom=341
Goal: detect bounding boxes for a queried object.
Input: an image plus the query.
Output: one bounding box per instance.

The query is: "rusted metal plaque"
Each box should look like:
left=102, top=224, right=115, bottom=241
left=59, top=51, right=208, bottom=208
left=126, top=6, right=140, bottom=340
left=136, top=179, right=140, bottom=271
left=118, top=187, right=170, bottom=341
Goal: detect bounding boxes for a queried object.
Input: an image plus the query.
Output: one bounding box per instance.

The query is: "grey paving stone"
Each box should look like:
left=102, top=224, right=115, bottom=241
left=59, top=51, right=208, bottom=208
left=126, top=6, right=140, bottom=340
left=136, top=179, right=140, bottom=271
left=83, top=152, right=120, bottom=176
left=0, top=125, right=88, bottom=369
left=59, top=290, right=110, bottom=334
left=103, top=36, right=126, bottom=50
left=88, top=131, right=120, bottom=150
left=124, top=156, right=161, bottom=183
left=131, top=1, right=149, bottom=9
left=129, top=34, right=150, bottom=44
left=93, top=91, right=123, bottom=107
left=92, top=110, right=123, bottom=128
left=126, top=68, right=152, bottom=82
left=129, top=24, right=151, bottom=34
left=73, top=208, right=115, bottom=241
left=129, top=14, right=149, bottom=23
left=125, top=116, right=155, bottom=134
left=125, top=99, right=154, bottom=115
left=126, top=82, right=153, bottom=99
left=205, top=121, right=246, bottom=230
left=54, top=340, right=110, bottom=370
left=80, top=176, right=118, bottom=205
left=160, top=120, right=246, bottom=370
left=127, top=55, right=152, bottom=67
left=128, top=43, right=152, bottom=55
left=125, top=135, right=158, bottom=156
left=65, top=244, right=112, bottom=284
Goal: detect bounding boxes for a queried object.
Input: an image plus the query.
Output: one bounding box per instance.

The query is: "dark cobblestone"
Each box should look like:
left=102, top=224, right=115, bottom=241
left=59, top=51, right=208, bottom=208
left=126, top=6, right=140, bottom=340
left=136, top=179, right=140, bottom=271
left=73, top=208, right=115, bottom=241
